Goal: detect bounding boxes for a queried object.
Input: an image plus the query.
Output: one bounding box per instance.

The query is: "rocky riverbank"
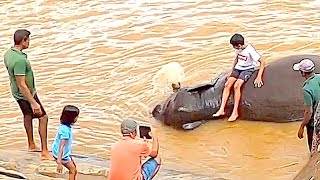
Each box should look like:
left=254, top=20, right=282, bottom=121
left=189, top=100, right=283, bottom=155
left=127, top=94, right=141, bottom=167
left=0, top=149, right=216, bottom=180
left=295, top=153, right=320, bottom=180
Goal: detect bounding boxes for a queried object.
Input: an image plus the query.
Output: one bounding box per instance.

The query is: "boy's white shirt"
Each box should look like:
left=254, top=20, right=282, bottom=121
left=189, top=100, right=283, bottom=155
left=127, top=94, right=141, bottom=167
left=234, top=44, right=261, bottom=70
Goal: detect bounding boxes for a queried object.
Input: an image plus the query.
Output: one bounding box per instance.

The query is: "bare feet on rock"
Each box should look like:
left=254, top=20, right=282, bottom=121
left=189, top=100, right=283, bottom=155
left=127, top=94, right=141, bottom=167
left=28, top=143, right=40, bottom=152
left=41, top=151, right=54, bottom=161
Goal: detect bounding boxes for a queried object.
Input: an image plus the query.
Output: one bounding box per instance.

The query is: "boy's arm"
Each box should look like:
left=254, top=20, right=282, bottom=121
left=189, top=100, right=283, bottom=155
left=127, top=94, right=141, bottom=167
left=230, top=56, right=238, bottom=76
left=251, top=46, right=265, bottom=87
left=255, top=58, right=265, bottom=80
left=56, top=139, right=67, bottom=173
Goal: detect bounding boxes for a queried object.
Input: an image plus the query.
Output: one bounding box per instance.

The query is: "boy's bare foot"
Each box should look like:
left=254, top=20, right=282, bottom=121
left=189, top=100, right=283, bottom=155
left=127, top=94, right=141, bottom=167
left=28, top=144, right=39, bottom=152
left=212, top=111, right=225, bottom=117
left=41, top=151, right=54, bottom=160
left=228, top=113, right=238, bottom=122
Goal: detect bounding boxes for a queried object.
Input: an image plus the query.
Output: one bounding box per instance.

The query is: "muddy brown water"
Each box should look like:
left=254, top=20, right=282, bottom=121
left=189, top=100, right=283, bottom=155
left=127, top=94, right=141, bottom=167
left=1, top=0, right=320, bottom=179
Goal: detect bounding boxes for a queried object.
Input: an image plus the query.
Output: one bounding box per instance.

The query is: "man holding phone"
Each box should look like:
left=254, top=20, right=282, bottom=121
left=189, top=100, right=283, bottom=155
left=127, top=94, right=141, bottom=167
left=109, top=118, right=161, bottom=180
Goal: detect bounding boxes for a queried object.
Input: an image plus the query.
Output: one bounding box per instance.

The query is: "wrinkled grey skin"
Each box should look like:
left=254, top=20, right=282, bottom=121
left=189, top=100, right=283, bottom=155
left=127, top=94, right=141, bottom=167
left=152, top=55, right=320, bottom=130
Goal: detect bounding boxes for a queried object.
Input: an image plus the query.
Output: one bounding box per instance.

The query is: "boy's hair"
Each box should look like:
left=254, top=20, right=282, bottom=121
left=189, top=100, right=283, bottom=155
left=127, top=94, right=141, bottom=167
left=60, top=105, right=80, bottom=124
left=14, top=29, right=31, bottom=45
left=230, top=33, right=244, bottom=46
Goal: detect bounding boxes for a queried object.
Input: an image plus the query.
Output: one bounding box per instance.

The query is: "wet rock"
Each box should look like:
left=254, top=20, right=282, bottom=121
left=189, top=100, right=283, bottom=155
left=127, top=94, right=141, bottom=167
left=0, top=157, right=20, bottom=172
left=77, top=164, right=109, bottom=177
left=0, top=167, right=27, bottom=179
left=295, top=153, right=320, bottom=180
left=36, top=160, right=109, bottom=178
left=0, top=157, right=27, bottom=179
left=36, top=160, right=66, bottom=178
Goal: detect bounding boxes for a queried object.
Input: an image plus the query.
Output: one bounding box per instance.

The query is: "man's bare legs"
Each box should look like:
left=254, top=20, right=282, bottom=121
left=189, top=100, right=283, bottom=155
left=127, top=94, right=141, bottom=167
left=38, top=115, right=53, bottom=160
left=24, top=115, right=38, bottom=151
left=228, top=79, right=245, bottom=122
left=213, top=77, right=237, bottom=117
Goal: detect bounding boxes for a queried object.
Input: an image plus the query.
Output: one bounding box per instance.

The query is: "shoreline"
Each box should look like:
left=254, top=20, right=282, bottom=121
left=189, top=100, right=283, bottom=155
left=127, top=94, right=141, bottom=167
left=0, top=149, right=215, bottom=180
left=1, top=147, right=313, bottom=179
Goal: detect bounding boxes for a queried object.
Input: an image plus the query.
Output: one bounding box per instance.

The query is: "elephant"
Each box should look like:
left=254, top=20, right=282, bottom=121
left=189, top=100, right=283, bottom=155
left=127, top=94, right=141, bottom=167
left=151, top=55, right=320, bottom=130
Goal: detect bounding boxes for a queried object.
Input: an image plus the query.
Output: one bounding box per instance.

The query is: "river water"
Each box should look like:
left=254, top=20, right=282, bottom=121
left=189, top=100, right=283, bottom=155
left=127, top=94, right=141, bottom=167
left=1, top=0, right=320, bottom=179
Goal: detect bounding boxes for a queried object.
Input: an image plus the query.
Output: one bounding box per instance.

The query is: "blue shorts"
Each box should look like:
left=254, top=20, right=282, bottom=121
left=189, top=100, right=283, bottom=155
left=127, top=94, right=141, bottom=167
left=142, top=158, right=160, bottom=180
left=53, top=156, right=71, bottom=164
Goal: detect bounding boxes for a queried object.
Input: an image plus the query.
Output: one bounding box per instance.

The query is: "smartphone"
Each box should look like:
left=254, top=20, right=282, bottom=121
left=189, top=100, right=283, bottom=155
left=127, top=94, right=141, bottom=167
left=138, top=125, right=152, bottom=139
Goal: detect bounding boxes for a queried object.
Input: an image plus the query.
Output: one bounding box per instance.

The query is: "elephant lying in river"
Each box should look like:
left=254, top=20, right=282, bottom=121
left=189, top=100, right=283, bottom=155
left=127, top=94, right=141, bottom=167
left=151, top=55, right=320, bottom=130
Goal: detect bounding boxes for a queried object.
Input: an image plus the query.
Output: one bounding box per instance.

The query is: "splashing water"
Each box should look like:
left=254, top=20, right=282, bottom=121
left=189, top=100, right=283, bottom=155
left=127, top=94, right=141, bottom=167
left=151, top=62, right=185, bottom=94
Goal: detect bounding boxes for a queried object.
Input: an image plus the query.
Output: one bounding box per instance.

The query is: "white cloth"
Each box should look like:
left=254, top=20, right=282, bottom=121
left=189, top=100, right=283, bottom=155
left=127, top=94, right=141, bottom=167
left=234, top=44, right=261, bottom=70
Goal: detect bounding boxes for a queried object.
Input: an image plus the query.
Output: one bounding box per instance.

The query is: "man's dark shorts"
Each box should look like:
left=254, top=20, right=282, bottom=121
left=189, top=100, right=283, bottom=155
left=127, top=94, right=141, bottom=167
left=17, top=94, right=47, bottom=119
left=230, top=68, right=255, bottom=82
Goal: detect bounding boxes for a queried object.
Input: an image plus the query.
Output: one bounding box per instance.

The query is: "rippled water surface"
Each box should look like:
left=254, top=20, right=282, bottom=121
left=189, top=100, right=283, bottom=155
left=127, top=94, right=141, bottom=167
left=1, top=0, right=320, bottom=179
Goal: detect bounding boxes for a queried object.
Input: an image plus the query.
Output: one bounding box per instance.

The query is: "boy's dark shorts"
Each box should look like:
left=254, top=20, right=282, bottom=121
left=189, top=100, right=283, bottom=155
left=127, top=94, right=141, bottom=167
left=16, top=94, right=47, bottom=119
left=230, top=68, right=255, bottom=82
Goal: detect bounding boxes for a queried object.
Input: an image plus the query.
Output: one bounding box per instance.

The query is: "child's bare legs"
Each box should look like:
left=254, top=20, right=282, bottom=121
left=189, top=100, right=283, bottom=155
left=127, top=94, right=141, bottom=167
left=213, top=77, right=237, bottom=117
left=228, top=79, right=245, bottom=122
left=63, top=159, right=77, bottom=180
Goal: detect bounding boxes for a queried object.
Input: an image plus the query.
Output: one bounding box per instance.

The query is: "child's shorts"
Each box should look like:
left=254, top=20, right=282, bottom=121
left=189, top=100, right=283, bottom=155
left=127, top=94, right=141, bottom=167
left=230, top=68, right=255, bottom=82
left=53, top=155, right=72, bottom=164
left=142, top=158, right=161, bottom=180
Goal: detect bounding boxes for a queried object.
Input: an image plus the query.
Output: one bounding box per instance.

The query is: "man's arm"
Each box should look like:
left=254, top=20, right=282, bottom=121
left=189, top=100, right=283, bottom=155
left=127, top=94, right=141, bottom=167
left=300, top=106, right=313, bottom=128
left=16, top=76, right=41, bottom=114
left=140, top=128, right=159, bottom=158
left=13, top=59, right=41, bottom=114
left=15, top=76, right=37, bottom=104
left=302, top=90, right=314, bottom=127
left=298, top=90, right=314, bottom=139
left=149, top=135, right=159, bottom=158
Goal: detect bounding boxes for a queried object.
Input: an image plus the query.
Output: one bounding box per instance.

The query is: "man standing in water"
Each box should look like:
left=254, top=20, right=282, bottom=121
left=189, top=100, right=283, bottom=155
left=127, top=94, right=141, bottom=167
left=4, top=29, right=52, bottom=160
left=293, top=59, right=320, bottom=152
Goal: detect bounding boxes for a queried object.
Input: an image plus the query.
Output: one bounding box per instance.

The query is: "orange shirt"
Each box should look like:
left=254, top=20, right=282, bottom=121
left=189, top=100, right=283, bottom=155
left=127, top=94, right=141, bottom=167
left=109, top=136, right=151, bottom=180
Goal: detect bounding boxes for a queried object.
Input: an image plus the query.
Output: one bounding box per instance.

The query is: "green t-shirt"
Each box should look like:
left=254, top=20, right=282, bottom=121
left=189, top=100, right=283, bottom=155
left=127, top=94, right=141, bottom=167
left=4, top=47, right=36, bottom=100
left=302, top=74, right=320, bottom=127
